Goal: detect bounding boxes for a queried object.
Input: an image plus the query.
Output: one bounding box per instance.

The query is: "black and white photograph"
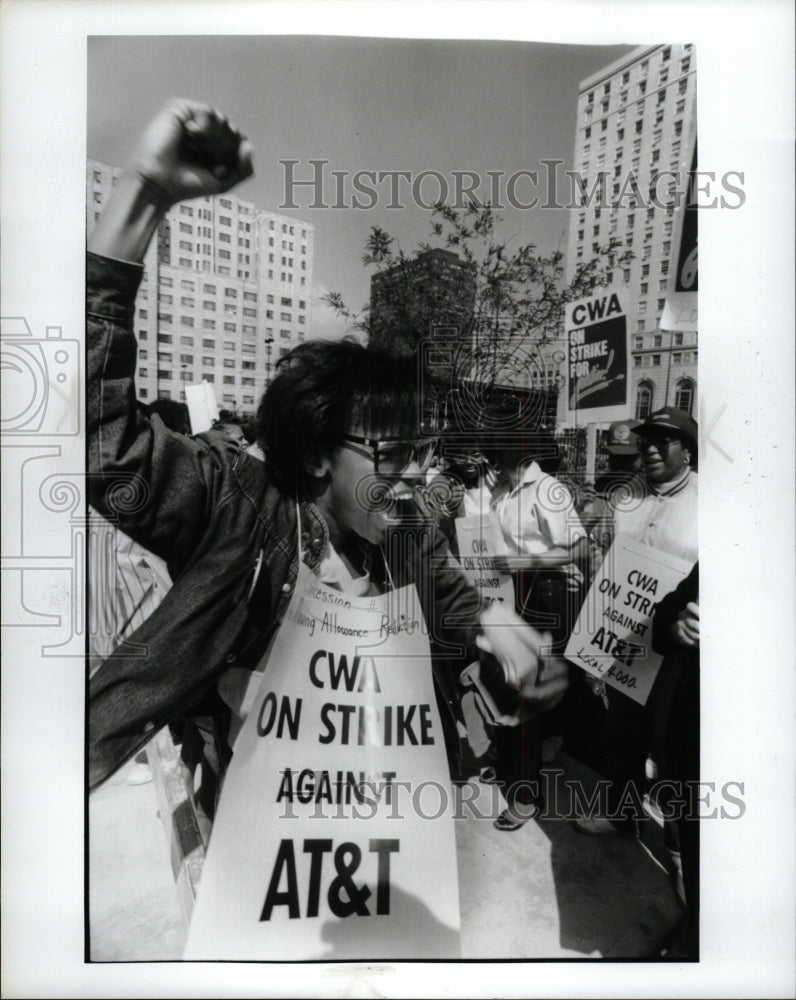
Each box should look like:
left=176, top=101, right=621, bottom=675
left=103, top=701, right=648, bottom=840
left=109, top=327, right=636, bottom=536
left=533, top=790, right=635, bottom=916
left=1, top=1, right=793, bottom=997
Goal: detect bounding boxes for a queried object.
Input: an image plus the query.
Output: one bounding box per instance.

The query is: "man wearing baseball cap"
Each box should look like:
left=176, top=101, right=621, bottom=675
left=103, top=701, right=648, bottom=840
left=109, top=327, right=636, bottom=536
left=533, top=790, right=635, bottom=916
left=575, top=406, right=698, bottom=838
left=579, top=420, right=643, bottom=545
left=612, top=406, right=698, bottom=564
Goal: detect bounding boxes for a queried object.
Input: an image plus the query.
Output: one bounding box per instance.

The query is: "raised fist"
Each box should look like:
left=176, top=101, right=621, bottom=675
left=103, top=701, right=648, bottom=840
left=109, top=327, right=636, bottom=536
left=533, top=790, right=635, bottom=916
left=127, top=99, right=254, bottom=205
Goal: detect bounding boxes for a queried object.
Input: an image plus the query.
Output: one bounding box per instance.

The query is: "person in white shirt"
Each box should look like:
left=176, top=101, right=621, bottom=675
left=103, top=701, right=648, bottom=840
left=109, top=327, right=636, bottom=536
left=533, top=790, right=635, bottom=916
left=483, top=441, right=590, bottom=830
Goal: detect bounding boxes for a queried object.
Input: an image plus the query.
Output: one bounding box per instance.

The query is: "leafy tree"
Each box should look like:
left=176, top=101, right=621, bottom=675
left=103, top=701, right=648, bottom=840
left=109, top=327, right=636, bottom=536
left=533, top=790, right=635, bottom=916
left=324, top=202, right=633, bottom=429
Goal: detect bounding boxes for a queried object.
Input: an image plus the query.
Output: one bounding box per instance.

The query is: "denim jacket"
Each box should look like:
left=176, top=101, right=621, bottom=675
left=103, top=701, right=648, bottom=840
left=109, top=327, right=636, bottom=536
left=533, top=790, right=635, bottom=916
left=87, top=253, right=483, bottom=788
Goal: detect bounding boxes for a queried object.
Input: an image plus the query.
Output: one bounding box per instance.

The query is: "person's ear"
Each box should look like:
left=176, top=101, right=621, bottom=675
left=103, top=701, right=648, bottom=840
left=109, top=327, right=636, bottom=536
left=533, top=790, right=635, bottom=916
left=302, top=454, right=332, bottom=479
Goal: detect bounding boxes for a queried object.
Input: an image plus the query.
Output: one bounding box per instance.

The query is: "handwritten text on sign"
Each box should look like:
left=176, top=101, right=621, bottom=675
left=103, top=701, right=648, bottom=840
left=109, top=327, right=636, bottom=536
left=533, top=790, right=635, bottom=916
left=565, top=535, right=693, bottom=705
left=184, top=565, right=461, bottom=960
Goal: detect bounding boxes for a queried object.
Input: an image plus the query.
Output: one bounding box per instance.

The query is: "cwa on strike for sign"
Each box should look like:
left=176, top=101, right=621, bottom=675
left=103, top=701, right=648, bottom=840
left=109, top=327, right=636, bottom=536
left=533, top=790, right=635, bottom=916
left=565, top=286, right=632, bottom=426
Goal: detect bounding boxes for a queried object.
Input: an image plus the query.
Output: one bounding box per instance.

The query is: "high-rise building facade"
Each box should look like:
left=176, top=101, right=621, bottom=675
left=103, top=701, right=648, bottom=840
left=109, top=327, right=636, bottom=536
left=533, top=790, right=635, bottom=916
left=369, top=248, right=476, bottom=355
left=87, top=160, right=314, bottom=416
left=567, top=43, right=698, bottom=420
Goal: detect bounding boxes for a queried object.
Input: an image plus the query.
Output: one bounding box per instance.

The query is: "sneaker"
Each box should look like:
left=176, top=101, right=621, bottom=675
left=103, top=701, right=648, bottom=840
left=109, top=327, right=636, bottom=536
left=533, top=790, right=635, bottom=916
left=127, top=762, right=153, bottom=786
left=573, top=816, right=622, bottom=835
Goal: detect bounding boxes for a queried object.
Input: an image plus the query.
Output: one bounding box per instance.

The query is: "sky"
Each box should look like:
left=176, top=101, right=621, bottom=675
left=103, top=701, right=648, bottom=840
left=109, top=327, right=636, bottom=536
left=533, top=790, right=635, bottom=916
left=88, top=35, right=635, bottom=336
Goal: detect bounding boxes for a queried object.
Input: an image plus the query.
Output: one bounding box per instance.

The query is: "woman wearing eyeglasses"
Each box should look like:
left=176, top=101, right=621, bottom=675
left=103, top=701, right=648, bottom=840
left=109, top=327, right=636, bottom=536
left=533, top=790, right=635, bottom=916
left=86, top=102, right=569, bottom=919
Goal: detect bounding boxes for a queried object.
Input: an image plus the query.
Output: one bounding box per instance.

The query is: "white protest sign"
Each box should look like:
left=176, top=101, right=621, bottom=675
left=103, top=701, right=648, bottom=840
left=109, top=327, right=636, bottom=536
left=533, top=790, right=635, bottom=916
left=565, top=286, right=631, bottom=425
left=184, top=564, right=461, bottom=960
left=454, top=513, right=515, bottom=608
left=565, top=534, right=693, bottom=705
left=184, top=379, right=219, bottom=434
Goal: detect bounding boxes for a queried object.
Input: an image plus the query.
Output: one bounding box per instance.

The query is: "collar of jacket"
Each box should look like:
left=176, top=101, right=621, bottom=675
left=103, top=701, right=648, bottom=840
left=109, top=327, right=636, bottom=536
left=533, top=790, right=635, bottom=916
left=231, top=451, right=330, bottom=575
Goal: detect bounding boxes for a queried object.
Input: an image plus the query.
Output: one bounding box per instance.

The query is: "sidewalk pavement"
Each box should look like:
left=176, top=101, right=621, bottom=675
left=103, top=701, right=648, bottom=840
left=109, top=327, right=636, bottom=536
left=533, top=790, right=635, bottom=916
left=88, top=742, right=681, bottom=961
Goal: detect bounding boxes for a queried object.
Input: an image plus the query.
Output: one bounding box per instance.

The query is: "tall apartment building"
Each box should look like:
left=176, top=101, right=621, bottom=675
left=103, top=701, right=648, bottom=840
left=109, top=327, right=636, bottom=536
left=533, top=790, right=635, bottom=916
left=369, top=248, right=477, bottom=355
left=87, top=159, right=314, bottom=417
left=567, top=43, right=698, bottom=420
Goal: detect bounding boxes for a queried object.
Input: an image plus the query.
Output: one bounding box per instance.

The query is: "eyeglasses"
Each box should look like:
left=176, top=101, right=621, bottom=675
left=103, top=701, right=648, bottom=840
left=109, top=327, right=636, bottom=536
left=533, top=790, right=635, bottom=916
left=340, top=433, right=438, bottom=474
left=637, top=433, right=683, bottom=453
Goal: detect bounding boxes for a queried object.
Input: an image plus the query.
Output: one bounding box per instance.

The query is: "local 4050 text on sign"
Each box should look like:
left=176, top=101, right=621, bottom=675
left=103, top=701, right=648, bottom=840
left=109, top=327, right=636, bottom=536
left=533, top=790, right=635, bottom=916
left=565, top=534, right=693, bottom=706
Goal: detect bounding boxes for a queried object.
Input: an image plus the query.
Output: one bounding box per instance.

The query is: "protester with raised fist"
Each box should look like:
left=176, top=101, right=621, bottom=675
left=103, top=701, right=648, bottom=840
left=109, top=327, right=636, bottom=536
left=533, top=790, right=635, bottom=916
left=86, top=100, right=569, bottom=822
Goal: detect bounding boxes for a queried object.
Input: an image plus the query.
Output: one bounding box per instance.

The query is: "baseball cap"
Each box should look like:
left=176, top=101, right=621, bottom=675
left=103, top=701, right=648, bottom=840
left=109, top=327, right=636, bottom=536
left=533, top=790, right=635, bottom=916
left=605, top=419, right=642, bottom=454
left=635, top=407, right=698, bottom=448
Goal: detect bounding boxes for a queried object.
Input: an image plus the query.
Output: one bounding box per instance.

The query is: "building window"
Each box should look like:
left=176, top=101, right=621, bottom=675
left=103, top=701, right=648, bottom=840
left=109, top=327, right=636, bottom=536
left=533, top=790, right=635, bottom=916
left=635, top=382, right=654, bottom=419
left=675, top=379, right=695, bottom=415
left=634, top=336, right=643, bottom=350
left=652, top=354, right=661, bottom=366
left=674, top=332, right=684, bottom=346
left=672, top=353, right=682, bottom=366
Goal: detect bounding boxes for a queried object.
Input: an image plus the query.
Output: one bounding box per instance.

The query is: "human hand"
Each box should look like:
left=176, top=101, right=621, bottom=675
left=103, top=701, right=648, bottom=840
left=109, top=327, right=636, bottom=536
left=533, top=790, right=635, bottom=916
left=671, top=601, right=700, bottom=648
left=127, top=99, right=253, bottom=205
left=477, top=602, right=544, bottom=688
left=491, top=554, right=531, bottom=574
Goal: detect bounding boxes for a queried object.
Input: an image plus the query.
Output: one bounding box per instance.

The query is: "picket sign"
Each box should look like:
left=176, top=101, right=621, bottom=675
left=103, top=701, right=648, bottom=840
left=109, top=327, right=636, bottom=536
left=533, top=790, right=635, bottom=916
left=564, top=534, right=693, bottom=705
left=184, top=563, right=461, bottom=960
left=184, top=380, right=219, bottom=434
left=454, top=513, right=515, bottom=608
left=565, top=286, right=631, bottom=425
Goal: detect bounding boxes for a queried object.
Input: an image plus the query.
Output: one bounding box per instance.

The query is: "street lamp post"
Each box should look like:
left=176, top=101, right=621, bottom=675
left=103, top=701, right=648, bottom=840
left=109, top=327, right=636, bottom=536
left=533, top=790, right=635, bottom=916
left=264, top=337, right=275, bottom=386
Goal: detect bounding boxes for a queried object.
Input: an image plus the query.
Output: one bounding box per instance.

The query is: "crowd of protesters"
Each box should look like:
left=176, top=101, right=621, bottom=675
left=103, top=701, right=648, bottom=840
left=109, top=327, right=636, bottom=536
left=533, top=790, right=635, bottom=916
left=87, top=100, right=699, bottom=960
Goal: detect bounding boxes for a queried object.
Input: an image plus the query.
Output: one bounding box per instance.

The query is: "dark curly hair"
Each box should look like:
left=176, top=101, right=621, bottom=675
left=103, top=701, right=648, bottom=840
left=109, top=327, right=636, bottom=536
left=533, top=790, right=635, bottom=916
left=256, top=338, right=425, bottom=489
